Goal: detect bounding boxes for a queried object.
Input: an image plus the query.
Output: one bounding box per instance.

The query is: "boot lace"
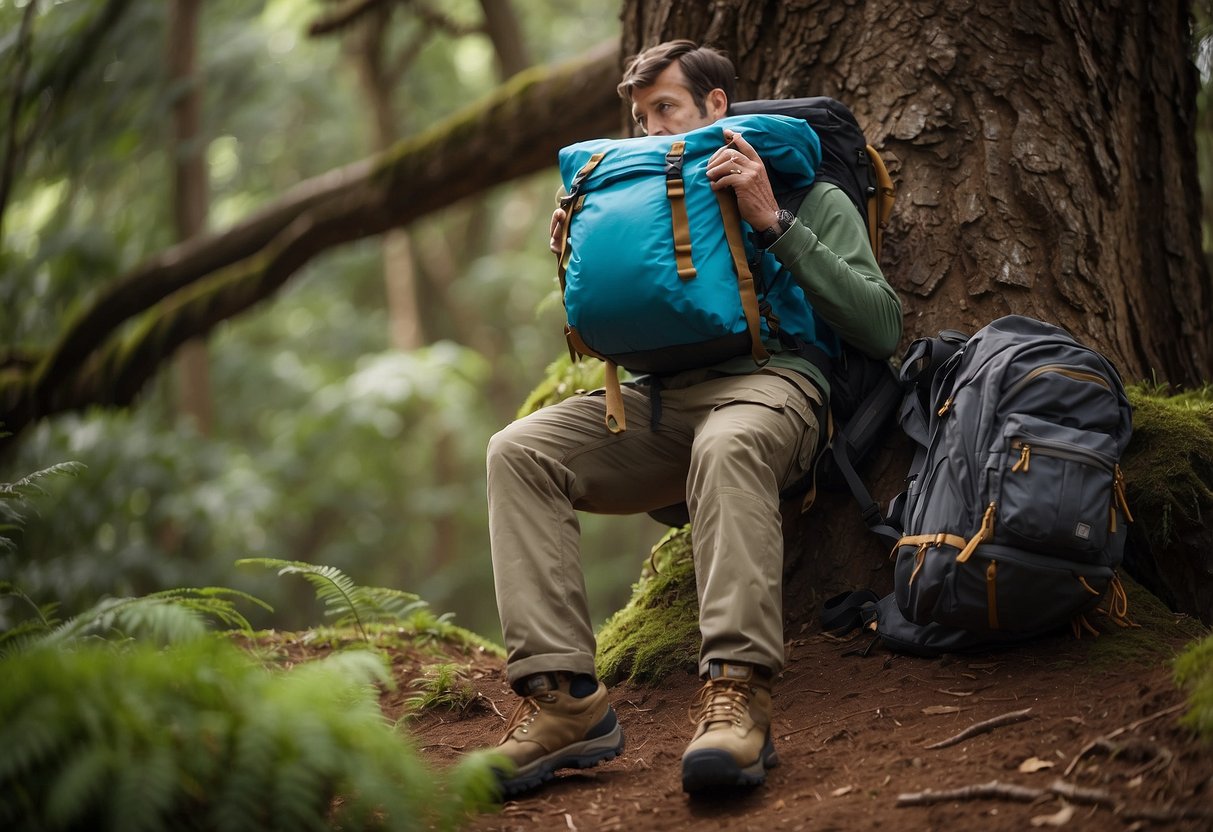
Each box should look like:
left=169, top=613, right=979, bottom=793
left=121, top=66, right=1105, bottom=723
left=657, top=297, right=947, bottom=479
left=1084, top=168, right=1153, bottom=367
left=688, top=678, right=751, bottom=728
left=498, top=695, right=545, bottom=743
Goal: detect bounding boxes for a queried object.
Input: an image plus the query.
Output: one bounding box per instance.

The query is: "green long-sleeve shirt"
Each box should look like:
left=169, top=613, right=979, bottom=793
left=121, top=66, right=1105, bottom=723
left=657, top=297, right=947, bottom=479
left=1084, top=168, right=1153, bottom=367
left=706, top=183, right=903, bottom=400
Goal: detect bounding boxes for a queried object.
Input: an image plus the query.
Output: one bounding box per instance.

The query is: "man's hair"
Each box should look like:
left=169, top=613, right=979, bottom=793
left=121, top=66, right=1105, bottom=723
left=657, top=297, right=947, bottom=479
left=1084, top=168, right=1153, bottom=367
left=616, top=39, right=736, bottom=114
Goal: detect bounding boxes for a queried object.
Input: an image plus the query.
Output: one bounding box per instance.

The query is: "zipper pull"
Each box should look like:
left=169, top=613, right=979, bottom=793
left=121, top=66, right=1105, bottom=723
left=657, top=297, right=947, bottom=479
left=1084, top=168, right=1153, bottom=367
left=1114, top=465, right=1134, bottom=523
left=1011, top=443, right=1031, bottom=473
left=957, top=502, right=996, bottom=563
left=937, top=396, right=953, bottom=417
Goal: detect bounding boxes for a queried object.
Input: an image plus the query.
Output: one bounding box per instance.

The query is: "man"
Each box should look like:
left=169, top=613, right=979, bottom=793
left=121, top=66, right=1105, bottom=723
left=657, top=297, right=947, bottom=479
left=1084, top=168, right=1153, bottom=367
left=486, top=40, right=902, bottom=795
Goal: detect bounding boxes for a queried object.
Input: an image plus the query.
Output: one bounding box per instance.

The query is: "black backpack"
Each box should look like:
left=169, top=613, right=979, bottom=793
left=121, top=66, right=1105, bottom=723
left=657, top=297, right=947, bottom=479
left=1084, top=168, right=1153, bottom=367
left=649, top=97, right=902, bottom=529
left=824, top=317, right=1136, bottom=656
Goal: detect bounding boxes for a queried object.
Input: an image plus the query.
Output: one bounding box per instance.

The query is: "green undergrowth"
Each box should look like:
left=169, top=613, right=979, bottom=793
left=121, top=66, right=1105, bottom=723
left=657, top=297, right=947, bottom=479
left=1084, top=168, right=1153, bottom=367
left=516, top=354, right=608, bottom=418
left=595, top=526, right=699, bottom=684
left=1, top=638, right=501, bottom=831
left=1079, top=574, right=1209, bottom=670
left=1175, top=632, right=1213, bottom=740
left=1121, top=383, right=1213, bottom=548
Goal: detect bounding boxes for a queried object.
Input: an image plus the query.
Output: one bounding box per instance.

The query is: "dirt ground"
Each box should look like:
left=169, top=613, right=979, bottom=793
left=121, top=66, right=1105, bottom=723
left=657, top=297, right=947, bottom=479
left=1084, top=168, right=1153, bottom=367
left=393, top=611, right=1213, bottom=832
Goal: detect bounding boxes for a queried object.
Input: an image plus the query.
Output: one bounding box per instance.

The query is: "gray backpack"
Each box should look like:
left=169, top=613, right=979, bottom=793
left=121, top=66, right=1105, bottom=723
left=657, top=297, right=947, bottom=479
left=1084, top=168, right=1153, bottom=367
left=869, top=315, right=1135, bottom=654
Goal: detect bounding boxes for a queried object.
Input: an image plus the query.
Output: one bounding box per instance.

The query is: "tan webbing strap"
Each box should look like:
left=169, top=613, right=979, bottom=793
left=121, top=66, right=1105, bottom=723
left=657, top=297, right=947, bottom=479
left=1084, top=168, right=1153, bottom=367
left=895, top=532, right=970, bottom=551
left=865, top=145, right=895, bottom=260
left=715, top=189, right=770, bottom=366
left=565, top=327, right=624, bottom=433
left=664, top=141, right=696, bottom=281
left=556, top=154, right=605, bottom=292
left=955, top=502, right=996, bottom=563
left=603, top=361, right=626, bottom=433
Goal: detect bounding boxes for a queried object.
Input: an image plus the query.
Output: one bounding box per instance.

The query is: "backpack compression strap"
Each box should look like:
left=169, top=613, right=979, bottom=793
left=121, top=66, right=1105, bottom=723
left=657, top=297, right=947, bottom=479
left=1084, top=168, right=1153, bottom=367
left=715, top=188, right=770, bottom=367
left=665, top=142, right=697, bottom=281
left=865, top=146, right=895, bottom=259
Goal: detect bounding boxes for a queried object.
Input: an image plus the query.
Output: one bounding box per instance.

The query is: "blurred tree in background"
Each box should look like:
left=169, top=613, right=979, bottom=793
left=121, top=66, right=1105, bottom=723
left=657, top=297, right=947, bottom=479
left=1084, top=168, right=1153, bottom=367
left=0, top=0, right=659, bottom=638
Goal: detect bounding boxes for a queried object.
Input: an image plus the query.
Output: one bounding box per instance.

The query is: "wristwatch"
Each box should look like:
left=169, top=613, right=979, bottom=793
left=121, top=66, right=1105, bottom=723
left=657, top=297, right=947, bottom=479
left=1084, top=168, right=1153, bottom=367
left=757, top=208, right=796, bottom=248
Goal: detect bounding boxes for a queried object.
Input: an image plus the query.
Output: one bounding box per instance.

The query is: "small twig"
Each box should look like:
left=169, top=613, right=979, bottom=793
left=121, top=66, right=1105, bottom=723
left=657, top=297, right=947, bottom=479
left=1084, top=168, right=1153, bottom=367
left=419, top=742, right=466, bottom=751
left=1062, top=702, right=1186, bottom=777
left=924, top=707, right=1033, bottom=749
left=897, top=778, right=1113, bottom=808
left=479, top=693, right=507, bottom=721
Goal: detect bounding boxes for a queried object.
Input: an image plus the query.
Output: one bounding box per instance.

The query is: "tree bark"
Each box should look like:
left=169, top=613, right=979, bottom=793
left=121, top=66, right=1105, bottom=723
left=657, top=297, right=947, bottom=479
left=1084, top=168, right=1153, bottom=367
left=622, top=0, right=1212, bottom=386
left=621, top=0, right=1213, bottom=619
left=168, top=0, right=214, bottom=435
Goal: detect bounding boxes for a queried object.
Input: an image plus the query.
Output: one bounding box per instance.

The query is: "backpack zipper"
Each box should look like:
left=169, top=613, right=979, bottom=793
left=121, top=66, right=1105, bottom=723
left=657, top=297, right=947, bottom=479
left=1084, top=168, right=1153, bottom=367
left=1004, top=363, right=1111, bottom=401
left=1008, top=439, right=1114, bottom=474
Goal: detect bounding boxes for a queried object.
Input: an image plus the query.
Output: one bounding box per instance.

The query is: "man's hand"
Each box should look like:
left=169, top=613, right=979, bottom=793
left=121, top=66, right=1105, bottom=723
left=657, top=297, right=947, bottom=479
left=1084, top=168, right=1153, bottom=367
left=707, top=129, right=781, bottom=234
left=549, top=207, right=567, bottom=255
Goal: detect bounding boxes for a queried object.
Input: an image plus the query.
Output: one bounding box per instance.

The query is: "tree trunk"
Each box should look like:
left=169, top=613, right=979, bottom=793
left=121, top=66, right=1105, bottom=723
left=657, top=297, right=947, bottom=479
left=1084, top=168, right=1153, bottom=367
left=622, top=0, right=1212, bottom=386
left=621, top=0, right=1213, bottom=620
left=168, top=0, right=213, bottom=435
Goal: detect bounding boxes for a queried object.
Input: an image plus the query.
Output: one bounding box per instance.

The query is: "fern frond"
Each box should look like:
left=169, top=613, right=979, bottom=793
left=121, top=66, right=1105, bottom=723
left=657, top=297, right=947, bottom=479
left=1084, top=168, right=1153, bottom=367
left=237, top=558, right=368, bottom=641
left=358, top=585, right=429, bottom=623
left=0, top=461, right=85, bottom=499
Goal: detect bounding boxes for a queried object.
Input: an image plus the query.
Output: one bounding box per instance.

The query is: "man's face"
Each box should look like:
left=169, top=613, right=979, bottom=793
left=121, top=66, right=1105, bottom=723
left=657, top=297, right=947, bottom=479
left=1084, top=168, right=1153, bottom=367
left=630, top=63, right=725, bottom=136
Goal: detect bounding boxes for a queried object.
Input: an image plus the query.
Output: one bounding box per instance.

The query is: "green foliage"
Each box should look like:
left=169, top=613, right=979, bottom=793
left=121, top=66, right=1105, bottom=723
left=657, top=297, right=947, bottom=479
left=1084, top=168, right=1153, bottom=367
left=238, top=557, right=433, bottom=641
left=0, top=637, right=503, bottom=831
left=406, top=662, right=479, bottom=715
left=1121, top=384, right=1213, bottom=547
left=1, top=584, right=269, bottom=656
left=595, top=527, right=700, bottom=684
left=1175, top=631, right=1213, bottom=741
left=517, top=353, right=609, bottom=418
left=0, top=461, right=84, bottom=552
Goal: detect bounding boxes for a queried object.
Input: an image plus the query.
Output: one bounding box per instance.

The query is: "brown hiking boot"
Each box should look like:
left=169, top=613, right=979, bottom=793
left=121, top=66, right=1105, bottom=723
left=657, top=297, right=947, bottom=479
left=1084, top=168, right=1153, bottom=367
left=494, top=672, right=624, bottom=796
left=681, top=661, right=778, bottom=792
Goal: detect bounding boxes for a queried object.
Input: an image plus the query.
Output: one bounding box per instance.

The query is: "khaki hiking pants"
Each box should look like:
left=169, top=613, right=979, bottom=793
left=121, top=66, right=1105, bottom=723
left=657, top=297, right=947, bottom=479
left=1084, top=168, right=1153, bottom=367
left=487, top=368, right=822, bottom=685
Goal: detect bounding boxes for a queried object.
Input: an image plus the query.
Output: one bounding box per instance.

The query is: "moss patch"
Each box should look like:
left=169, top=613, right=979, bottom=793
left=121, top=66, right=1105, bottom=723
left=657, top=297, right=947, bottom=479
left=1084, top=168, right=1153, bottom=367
left=1175, top=632, right=1213, bottom=741
left=1121, top=384, right=1213, bottom=548
left=1080, top=575, right=1209, bottom=670
left=517, top=353, right=609, bottom=419
left=595, top=528, right=699, bottom=684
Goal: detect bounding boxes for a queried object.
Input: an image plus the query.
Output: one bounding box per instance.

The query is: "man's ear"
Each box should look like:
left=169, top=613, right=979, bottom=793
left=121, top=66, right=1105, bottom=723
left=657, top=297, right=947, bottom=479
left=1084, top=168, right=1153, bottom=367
left=705, top=87, right=729, bottom=120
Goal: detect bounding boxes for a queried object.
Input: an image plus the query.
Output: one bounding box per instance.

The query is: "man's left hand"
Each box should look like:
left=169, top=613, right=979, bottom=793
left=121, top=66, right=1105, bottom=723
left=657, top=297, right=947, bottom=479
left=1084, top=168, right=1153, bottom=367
left=707, top=129, right=781, bottom=234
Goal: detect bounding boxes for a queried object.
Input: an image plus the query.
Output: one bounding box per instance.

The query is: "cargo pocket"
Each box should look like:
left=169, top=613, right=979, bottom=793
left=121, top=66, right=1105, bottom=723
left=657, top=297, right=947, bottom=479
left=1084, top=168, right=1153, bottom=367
left=708, top=377, right=819, bottom=490
left=990, top=414, right=1118, bottom=560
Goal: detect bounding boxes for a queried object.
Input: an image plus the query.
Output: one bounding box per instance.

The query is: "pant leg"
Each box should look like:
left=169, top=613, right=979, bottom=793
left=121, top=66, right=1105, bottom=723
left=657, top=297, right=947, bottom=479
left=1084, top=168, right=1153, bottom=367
left=669, top=372, right=821, bottom=676
left=487, top=386, right=693, bottom=685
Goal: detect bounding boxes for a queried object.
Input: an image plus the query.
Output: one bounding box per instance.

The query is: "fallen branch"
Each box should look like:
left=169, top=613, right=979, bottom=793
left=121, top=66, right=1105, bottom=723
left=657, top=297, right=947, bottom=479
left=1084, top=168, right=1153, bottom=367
left=897, top=778, right=1114, bottom=808
left=924, top=707, right=1033, bottom=749
left=898, top=778, right=1213, bottom=823
left=1062, top=702, right=1186, bottom=777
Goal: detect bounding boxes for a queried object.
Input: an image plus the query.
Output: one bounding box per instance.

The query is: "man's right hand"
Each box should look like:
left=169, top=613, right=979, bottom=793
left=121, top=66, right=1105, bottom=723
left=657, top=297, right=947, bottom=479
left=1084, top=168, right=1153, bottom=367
left=549, top=207, right=567, bottom=255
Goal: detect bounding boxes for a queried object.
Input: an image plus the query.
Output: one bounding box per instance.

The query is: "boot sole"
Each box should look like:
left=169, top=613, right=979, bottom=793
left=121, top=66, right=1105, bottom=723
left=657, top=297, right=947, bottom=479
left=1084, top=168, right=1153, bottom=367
left=498, top=721, right=625, bottom=796
left=681, top=736, right=779, bottom=793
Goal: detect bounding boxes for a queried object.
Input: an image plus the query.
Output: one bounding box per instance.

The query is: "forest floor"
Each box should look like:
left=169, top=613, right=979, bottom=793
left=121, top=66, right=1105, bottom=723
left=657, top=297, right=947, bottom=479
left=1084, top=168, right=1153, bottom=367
left=375, top=599, right=1213, bottom=832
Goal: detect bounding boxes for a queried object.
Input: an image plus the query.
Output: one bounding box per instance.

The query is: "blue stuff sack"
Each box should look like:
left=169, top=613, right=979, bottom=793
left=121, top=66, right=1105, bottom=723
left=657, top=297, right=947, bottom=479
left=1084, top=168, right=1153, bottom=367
left=556, top=114, right=820, bottom=377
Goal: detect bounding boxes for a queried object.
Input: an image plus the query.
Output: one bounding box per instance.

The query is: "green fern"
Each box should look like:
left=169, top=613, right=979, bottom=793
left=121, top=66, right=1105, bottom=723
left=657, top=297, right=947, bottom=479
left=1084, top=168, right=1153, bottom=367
left=38, top=587, right=271, bottom=648
left=0, top=462, right=84, bottom=553
left=237, top=557, right=431, bottom=642
left=0, top=636, right=504, bottom=831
